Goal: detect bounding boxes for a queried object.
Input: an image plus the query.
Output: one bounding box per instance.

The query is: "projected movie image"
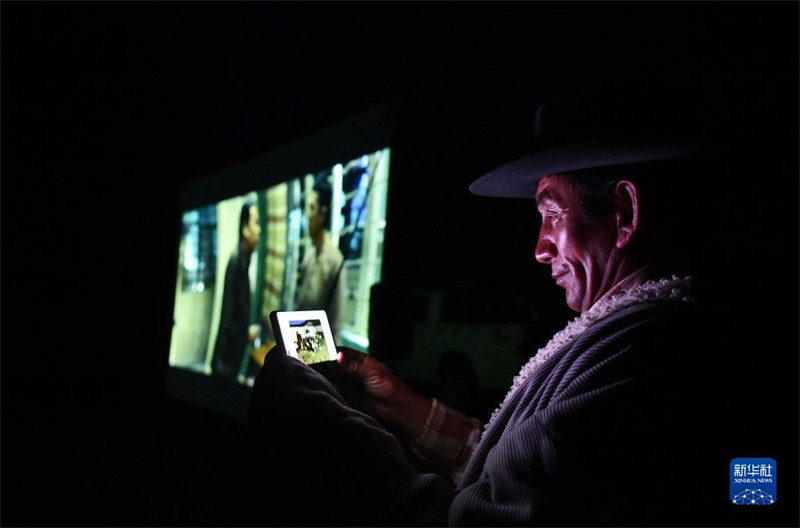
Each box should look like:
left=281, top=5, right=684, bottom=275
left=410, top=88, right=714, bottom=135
left=168, top=148, right=390, bottom=385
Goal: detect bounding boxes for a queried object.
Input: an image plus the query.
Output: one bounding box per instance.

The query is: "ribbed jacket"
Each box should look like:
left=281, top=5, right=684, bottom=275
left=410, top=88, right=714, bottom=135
left=450, top=299, right=727, bottom=526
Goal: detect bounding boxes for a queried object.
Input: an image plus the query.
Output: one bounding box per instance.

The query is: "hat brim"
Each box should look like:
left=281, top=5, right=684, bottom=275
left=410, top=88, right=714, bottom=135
left=468, top=139, right=711, bottom=198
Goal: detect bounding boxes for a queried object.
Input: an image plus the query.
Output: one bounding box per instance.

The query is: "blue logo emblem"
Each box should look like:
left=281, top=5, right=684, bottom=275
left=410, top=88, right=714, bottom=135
left=730, top=458, right=776, bottom=505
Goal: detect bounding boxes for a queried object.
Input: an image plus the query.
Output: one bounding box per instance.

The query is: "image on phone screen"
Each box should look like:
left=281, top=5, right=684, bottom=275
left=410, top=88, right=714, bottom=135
left=271, top=310, right=338, bottom=365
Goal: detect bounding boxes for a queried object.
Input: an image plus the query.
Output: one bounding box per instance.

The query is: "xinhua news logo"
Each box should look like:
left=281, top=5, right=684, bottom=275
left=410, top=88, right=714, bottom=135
left=730, top=458, right=776, bottom=505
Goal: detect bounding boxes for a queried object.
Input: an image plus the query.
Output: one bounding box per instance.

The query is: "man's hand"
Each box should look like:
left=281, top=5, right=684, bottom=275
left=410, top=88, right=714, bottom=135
left=337, top=347, right=432, bottom=441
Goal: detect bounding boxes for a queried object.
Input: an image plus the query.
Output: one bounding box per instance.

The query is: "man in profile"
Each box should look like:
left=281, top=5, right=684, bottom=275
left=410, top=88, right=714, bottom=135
left=212, top=201, right=261, bottom=379
left=243, top=87, right=794, bottom=526
left=296, top=181, right=346, bottom=336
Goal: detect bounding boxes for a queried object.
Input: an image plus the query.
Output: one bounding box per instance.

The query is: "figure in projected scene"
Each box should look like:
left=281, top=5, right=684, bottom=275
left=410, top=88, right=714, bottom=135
left=304, top=325, right=317, bottom=352
left=296, top=180, right=346, bottom=336
left=212, top=201, right=261, bottom=379
left=245, top=85, right=789, bottom=527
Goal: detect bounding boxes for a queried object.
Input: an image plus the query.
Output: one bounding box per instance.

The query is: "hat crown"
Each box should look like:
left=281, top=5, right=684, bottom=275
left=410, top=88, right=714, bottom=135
left=532, top=92, right=707, bottom=149
left=469, top=83, right=783, bottom=198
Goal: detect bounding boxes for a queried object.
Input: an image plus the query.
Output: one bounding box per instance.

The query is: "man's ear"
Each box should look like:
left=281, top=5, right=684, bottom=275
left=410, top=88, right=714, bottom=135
left=614, top=180, right=640, bottom=249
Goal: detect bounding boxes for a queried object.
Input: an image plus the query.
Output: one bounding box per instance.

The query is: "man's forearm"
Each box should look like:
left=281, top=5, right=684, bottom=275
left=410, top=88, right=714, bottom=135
left=412, top=399, right=483, bottom=483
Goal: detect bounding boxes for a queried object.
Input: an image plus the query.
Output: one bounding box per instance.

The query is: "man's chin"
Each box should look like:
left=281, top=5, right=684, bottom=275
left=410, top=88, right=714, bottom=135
left=562, top=293, right=580, bottom=313
left=561, top=287, right=586, bottom=313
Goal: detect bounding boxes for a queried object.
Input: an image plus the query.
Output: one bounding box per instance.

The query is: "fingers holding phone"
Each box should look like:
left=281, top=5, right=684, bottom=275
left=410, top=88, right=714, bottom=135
left=337, top=347, right=431, bottom=440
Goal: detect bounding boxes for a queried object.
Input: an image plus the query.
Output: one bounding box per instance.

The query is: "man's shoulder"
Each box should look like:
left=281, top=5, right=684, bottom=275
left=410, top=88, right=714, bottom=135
left=590, top=297, right=702, bottom=336
left=562, top=299, right=709, bottom=380
left=577, top=298, right=722, bottom=388
left=322, top=242, right=344, bottom=264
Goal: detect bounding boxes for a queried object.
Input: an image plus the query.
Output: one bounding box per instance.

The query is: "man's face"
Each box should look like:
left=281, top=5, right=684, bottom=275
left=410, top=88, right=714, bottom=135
left=243, top=205, right=261, bottom=252
left=534, top=174, right=617, bottom=312
left=308, top=191, right=325, bottom=238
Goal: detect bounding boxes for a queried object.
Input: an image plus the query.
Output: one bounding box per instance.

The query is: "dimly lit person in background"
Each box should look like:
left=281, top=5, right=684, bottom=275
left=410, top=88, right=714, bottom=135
left=212, top=201, right=261, bottom=379
left=244, top=88, right=785, bottom=526
left=296, top=181, right=345, bottom=336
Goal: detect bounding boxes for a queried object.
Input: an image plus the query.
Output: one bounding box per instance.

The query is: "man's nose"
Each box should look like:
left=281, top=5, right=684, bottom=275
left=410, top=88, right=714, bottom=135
left=534, top=235, right=555, bottom=264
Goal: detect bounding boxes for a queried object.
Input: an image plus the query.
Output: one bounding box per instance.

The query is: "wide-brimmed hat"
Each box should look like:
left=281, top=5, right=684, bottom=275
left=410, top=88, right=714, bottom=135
left=468, top=89, right=737, bottom=198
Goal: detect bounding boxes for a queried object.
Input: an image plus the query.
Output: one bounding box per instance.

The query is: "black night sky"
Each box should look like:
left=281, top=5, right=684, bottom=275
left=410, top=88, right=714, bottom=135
left=2, top=2, right=798, bottom=526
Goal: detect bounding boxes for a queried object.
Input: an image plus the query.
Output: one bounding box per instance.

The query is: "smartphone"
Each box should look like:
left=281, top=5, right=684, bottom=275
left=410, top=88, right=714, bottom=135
left=269, top=309, right=339, bottom=366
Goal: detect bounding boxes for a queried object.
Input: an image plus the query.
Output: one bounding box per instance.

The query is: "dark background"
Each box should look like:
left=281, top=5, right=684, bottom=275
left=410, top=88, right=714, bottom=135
left=2, top=2, right=798, bottom=526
